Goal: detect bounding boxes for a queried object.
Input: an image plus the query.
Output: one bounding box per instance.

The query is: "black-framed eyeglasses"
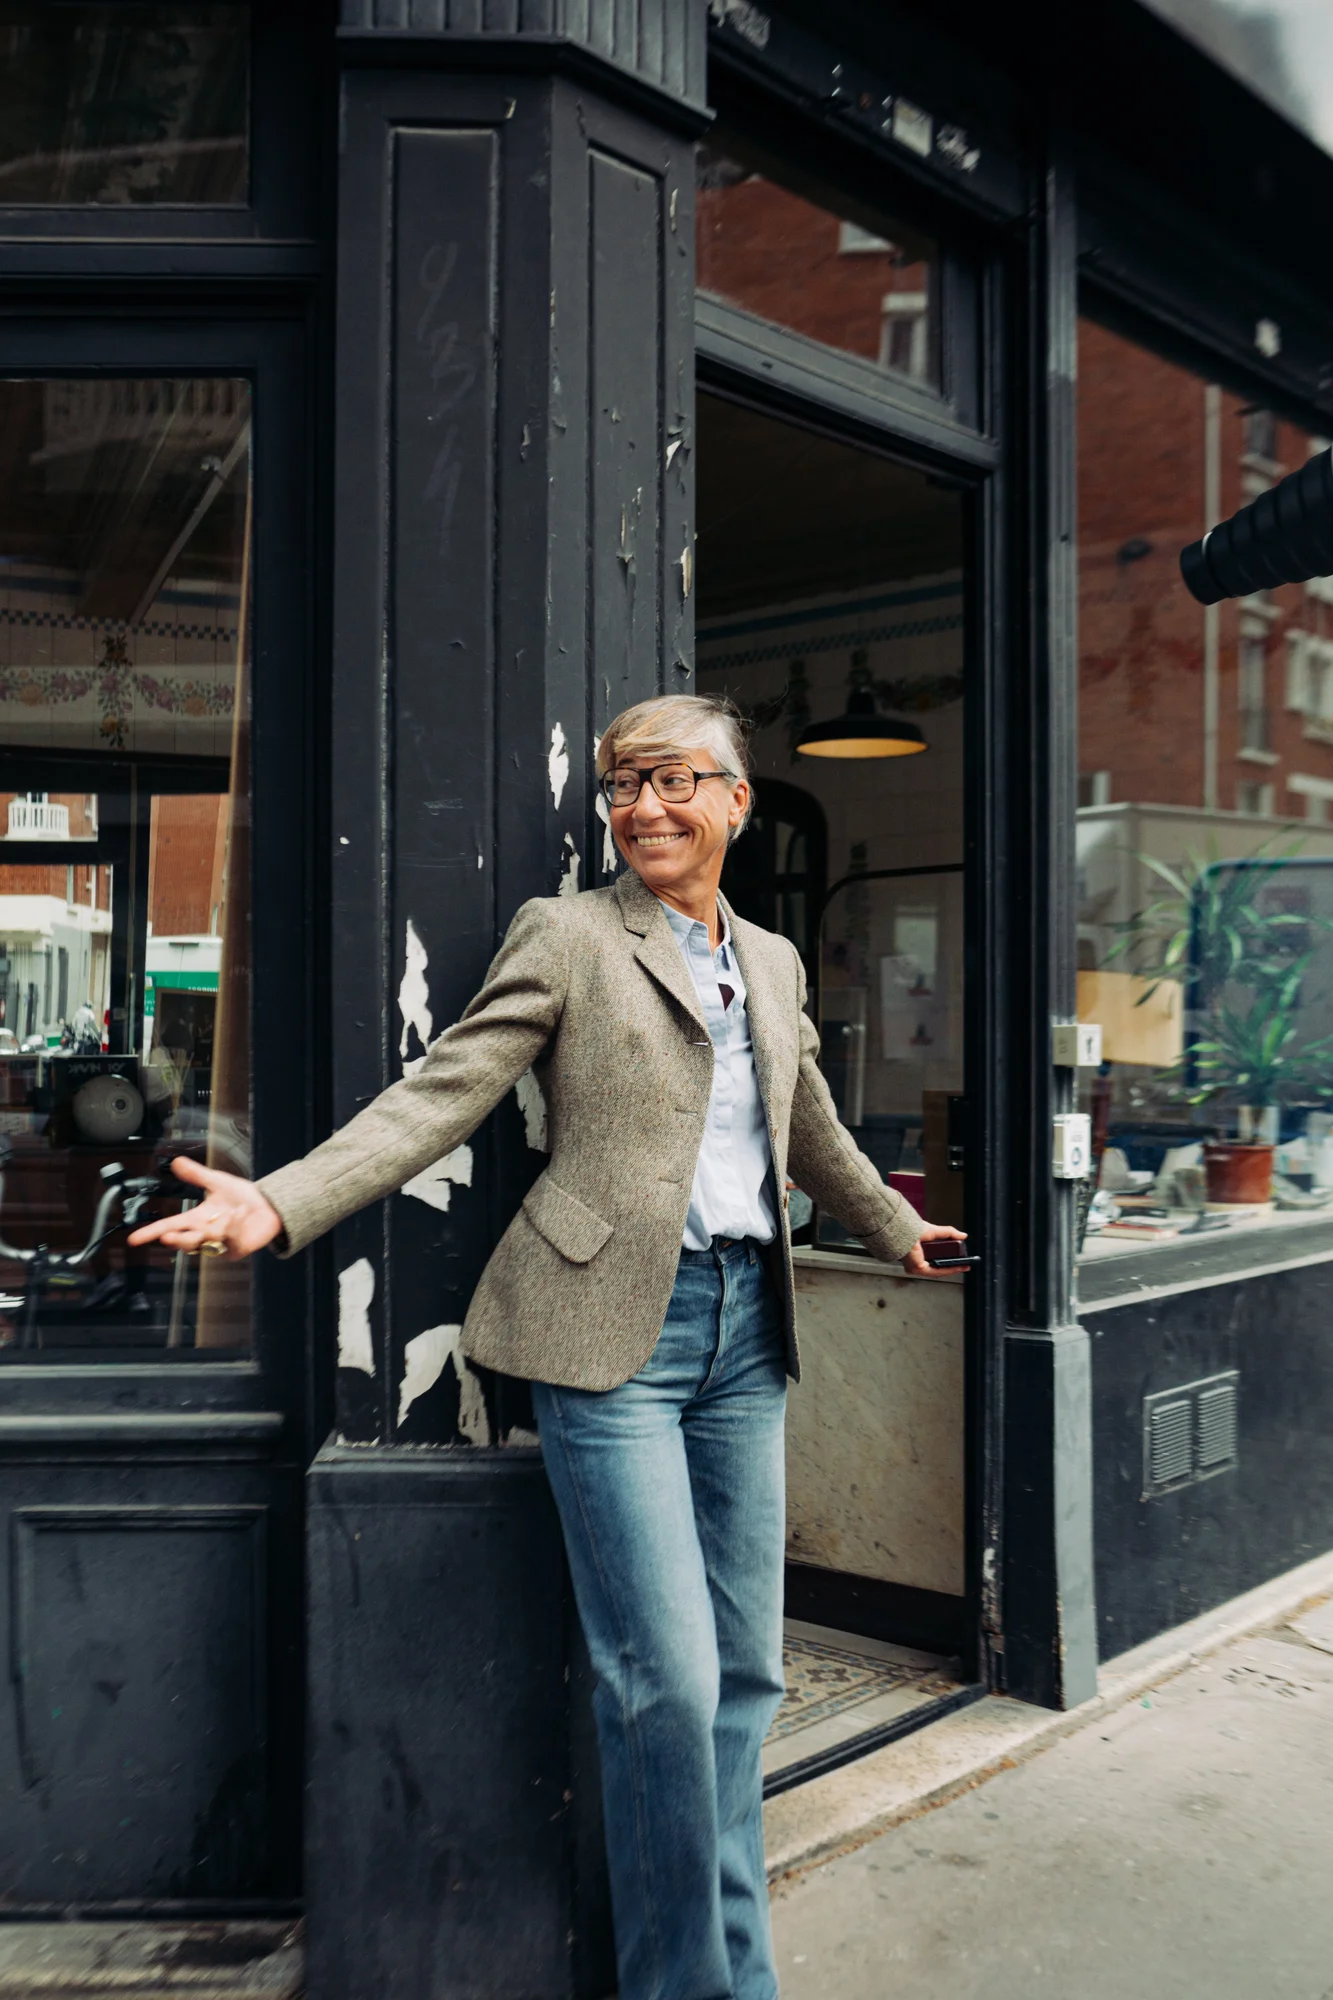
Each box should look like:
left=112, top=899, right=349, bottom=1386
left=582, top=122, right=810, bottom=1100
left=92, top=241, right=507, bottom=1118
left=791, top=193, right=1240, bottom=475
left=601, top=762, right=737, bottom=808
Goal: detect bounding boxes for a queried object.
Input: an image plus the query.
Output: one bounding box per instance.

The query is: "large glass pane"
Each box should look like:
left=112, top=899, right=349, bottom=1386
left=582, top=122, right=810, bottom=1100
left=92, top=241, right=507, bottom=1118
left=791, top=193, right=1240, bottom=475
left=1076, top=316, right=1333, bottom=1301
left=696, top=134, right=940, bottom=389
left=0, top=375, right=251, bottom=1355
left=0, top=5, right=248, bottom=206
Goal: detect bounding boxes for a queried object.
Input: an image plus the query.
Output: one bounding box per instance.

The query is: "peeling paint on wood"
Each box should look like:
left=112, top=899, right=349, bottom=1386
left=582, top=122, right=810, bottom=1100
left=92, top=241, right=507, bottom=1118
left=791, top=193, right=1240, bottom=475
left=397, top=917, right=433, bottom=1069
left=559, top=833, right=580, bottom=896
left=595, top=790, right=618, bottom=874
left=548, top=721, right=570, bottom=809
left=515, top=1069, right=549, bottom=1151
left=398, top=1323, right=491, bottom=1440
left=401, top=1143, right=473, bottom=1213
left=337, top=1259, right=376, bottom=1376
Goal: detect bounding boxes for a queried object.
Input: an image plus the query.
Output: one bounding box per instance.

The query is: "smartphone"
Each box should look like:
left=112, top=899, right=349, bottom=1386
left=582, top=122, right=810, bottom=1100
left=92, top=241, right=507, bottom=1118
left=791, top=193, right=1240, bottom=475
left=923, top=1244, right=981, bottom=1271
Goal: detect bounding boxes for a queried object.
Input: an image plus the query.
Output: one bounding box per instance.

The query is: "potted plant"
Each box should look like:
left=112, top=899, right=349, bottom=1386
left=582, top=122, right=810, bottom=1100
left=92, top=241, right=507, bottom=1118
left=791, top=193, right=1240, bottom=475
left=1177, top=973, right=1333, bottom=1202
left=1106, top=840, right=1333, bottom=1203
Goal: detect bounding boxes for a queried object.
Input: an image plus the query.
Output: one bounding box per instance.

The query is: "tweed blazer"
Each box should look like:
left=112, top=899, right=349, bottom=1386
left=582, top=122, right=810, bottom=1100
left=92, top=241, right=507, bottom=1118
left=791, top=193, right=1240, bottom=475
left=256, top=871, right=925, bottom=1390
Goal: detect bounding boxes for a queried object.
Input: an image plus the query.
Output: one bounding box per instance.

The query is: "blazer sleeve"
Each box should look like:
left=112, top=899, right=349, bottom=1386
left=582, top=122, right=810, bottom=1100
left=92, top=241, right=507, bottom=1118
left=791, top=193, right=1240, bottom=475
left=254, top=897, right=569, bottom=1257
left=785, top=945, right=925, bottom=1264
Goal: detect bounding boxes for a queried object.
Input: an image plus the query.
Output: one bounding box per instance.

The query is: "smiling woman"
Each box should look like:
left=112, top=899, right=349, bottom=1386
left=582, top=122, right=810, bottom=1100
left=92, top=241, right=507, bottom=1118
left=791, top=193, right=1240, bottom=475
left=127, top=683, right=962, bottom=1998
left=597, top=695, right=753, bottom=937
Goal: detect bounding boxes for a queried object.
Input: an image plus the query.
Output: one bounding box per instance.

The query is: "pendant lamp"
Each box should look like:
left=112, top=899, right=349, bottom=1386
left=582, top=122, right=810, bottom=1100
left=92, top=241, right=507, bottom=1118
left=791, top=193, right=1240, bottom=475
left=795, top=684, right=927, bottom=759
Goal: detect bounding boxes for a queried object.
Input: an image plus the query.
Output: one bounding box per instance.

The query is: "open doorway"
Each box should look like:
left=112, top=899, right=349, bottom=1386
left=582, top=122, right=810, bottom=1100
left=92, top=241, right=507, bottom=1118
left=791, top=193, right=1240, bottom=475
left=695, top=389, right=976, bottom=1785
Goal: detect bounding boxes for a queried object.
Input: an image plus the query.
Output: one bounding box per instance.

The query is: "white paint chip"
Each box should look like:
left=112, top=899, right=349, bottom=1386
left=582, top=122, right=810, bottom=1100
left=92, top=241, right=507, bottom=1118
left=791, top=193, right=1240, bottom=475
left=402, top=1143, right=474, bottom=1212
left=337, top=1258, right=376, bottom=1376
left=595, top=790, right=618, bottom=874
left=559, top=833, right=580, bottom=897
left=548, top=722, right=570, bottom=809
left=398, top=1322, right=492, bottom=1442
left=398, top=918, right=433, bottom=1069
left=515, top=1068, right=549, bottom=1151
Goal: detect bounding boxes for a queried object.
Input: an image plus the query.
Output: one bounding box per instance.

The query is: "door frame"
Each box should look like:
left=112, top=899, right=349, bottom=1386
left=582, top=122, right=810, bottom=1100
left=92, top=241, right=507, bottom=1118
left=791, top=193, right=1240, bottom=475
left=696, top=239, right=1006, bottom=1707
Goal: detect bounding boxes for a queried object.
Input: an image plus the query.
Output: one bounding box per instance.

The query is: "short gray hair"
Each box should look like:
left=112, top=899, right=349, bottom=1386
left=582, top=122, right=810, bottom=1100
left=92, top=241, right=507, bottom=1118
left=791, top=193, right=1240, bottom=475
left=597, top=694, right=754, bottom=835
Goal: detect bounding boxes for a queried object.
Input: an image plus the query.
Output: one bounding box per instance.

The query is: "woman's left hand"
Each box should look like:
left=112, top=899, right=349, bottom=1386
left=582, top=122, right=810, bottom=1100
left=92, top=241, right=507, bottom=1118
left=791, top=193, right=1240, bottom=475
left=901, top=1221, right=969, bottom=1278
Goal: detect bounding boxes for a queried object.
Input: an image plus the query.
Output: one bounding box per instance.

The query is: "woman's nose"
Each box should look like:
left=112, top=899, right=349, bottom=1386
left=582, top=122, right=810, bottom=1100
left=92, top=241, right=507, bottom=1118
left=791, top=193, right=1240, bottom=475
left=630, top=782, right=667, bottom=823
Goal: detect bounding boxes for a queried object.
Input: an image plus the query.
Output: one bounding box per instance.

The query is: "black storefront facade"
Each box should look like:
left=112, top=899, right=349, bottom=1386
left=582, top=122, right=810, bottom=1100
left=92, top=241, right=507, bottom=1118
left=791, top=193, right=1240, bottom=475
left=2, top=2, right=1333, bottom=1993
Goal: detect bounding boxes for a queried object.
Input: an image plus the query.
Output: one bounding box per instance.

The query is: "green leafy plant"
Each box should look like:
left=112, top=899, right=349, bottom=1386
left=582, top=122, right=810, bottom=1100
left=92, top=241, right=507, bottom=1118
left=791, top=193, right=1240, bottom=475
left=1108, top=838, right=1312, bottom=1013
left=1179, top=967, right=1333, bottom=1111
left=1110, top=838, right=1333, bottom=1121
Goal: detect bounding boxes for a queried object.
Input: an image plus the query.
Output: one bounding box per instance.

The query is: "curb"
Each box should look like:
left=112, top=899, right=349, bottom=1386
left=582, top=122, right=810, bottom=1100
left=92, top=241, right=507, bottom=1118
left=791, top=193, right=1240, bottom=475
left=764, top=1547, right=1333, bottom=1883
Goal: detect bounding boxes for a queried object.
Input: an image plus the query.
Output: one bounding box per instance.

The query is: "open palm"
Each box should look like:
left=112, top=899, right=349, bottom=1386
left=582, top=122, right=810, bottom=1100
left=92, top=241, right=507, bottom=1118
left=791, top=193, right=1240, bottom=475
left=127, top=1155, right=284, bottom=1260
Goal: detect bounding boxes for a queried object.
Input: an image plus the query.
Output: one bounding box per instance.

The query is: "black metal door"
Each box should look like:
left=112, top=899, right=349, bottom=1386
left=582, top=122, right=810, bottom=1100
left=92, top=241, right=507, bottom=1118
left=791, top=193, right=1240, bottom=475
left=0, top=313, right=312, bottom=1908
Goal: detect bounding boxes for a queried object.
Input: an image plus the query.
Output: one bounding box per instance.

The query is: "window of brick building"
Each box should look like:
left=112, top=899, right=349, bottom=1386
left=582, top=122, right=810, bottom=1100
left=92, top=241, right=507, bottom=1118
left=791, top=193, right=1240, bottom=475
left=1239, top=633, right=1271, bottom=752
left=1242, top=406, right=1280, bottom=468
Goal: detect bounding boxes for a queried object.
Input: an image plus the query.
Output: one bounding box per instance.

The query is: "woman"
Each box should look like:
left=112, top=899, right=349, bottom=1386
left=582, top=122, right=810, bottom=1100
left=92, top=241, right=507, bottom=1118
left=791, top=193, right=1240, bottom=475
left=131, top=693, right=965, bottom=2000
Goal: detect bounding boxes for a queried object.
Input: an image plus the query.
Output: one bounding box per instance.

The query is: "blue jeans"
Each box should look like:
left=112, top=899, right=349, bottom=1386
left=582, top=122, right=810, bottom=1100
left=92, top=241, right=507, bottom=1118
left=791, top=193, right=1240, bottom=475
left=532, top=1239, right=788, bottom=2000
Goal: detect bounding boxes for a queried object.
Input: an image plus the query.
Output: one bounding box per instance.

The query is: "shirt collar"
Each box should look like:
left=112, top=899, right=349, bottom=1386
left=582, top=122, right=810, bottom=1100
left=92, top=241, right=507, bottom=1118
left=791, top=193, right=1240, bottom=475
left=656, top=894, right=731, bottom=953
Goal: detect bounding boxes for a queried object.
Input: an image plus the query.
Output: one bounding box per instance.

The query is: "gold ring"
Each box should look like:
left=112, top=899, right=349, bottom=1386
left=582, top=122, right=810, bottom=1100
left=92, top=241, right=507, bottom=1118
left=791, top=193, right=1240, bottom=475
left=199, top=1239, right=227, bottom=1258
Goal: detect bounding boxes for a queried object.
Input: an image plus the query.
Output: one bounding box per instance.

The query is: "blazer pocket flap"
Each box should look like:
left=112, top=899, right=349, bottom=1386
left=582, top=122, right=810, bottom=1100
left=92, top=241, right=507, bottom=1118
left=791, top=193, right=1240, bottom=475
left=522, top=1175, right=614, bottom=1264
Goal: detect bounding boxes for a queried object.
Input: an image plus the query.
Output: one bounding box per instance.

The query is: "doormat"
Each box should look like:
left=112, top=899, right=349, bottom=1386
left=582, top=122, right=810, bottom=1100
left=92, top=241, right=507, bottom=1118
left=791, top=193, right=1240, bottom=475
left=769, top=1631, right=959, bottom=1741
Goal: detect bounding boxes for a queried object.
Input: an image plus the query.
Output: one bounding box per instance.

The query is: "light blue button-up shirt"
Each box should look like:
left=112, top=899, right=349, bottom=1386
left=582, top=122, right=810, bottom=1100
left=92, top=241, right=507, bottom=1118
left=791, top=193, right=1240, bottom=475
left=659, top=897, right=779, bottom=1250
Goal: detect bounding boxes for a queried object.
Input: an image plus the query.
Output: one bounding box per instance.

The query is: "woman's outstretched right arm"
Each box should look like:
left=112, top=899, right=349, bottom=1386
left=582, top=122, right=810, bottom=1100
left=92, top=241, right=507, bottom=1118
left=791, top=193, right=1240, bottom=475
left=128, top=898, right=569, bottom=1261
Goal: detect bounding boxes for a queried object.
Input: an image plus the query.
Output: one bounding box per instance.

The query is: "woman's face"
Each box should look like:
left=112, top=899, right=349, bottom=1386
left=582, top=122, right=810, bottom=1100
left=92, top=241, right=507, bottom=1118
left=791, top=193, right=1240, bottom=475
left=610, top=743, right=749, bottom=901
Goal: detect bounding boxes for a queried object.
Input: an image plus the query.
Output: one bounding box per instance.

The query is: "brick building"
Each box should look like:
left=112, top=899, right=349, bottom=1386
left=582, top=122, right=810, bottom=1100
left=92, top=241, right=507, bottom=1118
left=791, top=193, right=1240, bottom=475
left=1078, top=318, right=1333, bottom=824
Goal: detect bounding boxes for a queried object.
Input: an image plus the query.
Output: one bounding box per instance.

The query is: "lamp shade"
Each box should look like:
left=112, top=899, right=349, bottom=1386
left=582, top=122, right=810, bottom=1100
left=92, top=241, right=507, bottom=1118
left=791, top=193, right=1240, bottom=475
left=796, top=687, right=927, bottom=760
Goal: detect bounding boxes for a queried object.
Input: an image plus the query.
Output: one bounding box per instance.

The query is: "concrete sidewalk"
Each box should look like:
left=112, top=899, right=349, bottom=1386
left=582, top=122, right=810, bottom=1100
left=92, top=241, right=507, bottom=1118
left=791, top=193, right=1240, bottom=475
left=769, top=1595, right=1333, bottom=1999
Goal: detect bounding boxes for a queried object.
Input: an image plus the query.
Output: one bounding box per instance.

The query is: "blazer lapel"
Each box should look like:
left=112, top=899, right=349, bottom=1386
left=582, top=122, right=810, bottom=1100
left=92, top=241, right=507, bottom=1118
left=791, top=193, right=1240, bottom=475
left=615, top=871, right=709, bottom=1037
left=722, top=899, right=787, bottom=1133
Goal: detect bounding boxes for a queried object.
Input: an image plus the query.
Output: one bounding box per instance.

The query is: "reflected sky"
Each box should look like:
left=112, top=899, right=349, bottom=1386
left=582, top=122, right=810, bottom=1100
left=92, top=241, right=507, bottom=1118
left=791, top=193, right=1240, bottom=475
left=1144, top=0, right=1333, bottom=157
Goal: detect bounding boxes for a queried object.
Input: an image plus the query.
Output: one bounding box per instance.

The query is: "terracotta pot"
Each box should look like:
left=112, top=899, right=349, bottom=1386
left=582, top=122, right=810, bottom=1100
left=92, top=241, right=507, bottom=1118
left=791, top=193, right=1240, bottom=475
left=1203, top=1141, right=1274, bottom=1205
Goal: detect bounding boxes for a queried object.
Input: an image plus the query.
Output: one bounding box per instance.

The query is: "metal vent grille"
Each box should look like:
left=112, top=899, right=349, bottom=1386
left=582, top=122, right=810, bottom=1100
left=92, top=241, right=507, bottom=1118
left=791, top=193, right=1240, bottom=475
left=1142, top=1371, right=1241, bottom=1497
left=1148, top=1399, right=1193, bottom=1488
left=1197, top=1382, right=1239, bottom=1469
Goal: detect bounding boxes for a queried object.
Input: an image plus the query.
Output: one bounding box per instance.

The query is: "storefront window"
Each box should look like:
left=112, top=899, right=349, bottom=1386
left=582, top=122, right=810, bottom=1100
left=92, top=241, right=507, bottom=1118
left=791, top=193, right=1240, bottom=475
left=0, top=375, right=252, bottom=1352
left=696, top=136, right=940, bottom=389
left=696, top=392, right=966, bottom=1240
left=0, top=6, right=248, bottom=206
left=1076, top=316, right=1333, bottom=1304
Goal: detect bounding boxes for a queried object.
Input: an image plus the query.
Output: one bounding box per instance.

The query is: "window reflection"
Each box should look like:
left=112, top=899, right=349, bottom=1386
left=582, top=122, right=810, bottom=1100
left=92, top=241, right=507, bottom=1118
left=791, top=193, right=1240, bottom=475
left=1077, top=317, right=1333, bottom=1285
left=0, top=376, right=251, bottom=1355
left=0, top=5, right=248, bottom=206
left=696, top=137, right=939, bottom=388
